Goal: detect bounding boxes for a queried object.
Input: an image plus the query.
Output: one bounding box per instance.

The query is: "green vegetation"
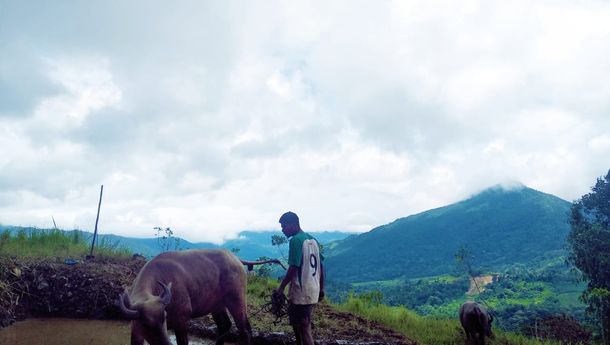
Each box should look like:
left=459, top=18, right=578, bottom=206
left=467, top=269, right=584, bottom=334
left=0, top=227, right=131, bottom=259
left=325, top=186, right=572, bottom=282
left=567, top=169, right=610, bottom=344
left=346, top=275, right=470, bottom=309
left=244, top=274, right=291, bottom=332
left=336, top=293, right=563, bottom=345
left=321, top=186, right=596, bottom=342
left=327, top=257, right=590, bottom=341
left=247, top=275, right=565, bottom=344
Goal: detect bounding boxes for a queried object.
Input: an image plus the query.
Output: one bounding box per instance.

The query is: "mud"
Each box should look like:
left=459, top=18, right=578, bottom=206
left=0, top=318, right=221, bottom=345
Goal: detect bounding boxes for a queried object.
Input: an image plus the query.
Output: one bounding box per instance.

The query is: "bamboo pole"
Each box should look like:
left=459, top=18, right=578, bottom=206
left=87, top=185, right=104, bottom=259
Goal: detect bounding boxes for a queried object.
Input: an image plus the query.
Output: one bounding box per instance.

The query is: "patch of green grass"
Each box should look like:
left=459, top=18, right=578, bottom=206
left=415, top=298, right=467, bottom=316
left=336, top=294, right=563, bottom=345
left=352, top=279, right=403, bottom=288
left=244, top=275, right=294, bottom=334
left=336, top=295, right=462, bottom=344
left=432, top=274, right=461, bottom=283
left=0, top=228, right=131, bottom=259
left=405, top=274, right=458, bottom=282
left=556, top=292, right=585, bottom=307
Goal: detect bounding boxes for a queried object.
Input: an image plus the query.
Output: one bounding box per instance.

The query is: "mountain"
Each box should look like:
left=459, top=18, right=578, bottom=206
left=324, top=185, right=572, bottom=283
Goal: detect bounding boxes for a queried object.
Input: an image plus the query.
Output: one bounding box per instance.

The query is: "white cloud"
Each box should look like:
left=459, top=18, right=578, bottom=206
left=1, top=0, right=609, bottom=242
left=36, top=57, right=121, bottom=128
left=589, top=135, right=610, bottom=152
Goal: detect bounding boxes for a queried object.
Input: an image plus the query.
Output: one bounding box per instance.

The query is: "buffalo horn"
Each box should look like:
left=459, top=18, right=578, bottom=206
left=158, top=281, right=173, bottom=305
left=118, top=293, right=140, bottom=319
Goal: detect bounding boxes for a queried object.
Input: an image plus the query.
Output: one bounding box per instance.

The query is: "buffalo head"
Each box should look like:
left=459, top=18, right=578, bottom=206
left=119, top=281, right=173, bottom=345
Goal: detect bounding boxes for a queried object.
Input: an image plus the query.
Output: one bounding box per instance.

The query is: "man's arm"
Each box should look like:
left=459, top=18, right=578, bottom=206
left=277, top=265, right=298, bottom=294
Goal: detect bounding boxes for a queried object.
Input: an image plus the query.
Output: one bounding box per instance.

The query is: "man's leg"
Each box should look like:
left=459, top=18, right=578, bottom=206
left=293, top=323, right=314, bottom=345
left=300, top=322, right=314, bottom=345
left=292, top=324, right=303, bottom=345
left=289, top=304, right=315, bottom=345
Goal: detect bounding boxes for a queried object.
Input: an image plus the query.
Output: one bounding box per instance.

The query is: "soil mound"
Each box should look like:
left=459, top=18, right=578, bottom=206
left=0, top=255, right=144, bottom=327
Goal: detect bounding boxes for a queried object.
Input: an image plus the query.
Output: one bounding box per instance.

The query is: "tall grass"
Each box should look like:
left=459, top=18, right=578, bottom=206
left=335, top=293, right=564, bottom=345
left=0, top=228, right=131, bottom=259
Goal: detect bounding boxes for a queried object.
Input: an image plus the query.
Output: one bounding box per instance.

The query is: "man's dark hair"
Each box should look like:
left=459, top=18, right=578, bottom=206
left=279, top=211, right=300, bottom=226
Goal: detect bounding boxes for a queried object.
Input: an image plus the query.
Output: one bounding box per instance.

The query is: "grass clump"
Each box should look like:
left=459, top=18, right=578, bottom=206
left=0, top=228, right=131, bottom=259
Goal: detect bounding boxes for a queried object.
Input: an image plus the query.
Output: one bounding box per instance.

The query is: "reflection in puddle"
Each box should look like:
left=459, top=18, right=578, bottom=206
left=0, top=318, right=215, bottom=345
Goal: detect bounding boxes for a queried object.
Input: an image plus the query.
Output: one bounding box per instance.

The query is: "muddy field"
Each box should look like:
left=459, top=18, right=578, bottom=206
left=0, top=255, right=414, bottom=344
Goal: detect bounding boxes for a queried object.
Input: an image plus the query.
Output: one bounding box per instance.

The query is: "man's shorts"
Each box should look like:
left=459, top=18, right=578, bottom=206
left=288, top=303, right=314, bottom=326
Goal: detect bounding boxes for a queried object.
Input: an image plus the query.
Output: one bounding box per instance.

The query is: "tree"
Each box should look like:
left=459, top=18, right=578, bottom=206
left=455, top=245, right=475, bottom=277
left=271, top=234, right=288, bottom=262
left=567, top=169, right=610, bottom=344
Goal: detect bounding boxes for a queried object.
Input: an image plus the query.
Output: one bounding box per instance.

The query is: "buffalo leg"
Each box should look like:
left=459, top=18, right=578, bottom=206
left=130, top=322, right=144, bottom=345
left=213, top=311, right=232, bottom=345
left=226, top=302, right=252, bottom=345
left=174, top=323, right=189, bottom=345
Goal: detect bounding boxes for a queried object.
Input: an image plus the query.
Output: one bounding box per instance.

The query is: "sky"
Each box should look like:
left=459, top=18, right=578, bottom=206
left=1, top=0, right=609, bottom=243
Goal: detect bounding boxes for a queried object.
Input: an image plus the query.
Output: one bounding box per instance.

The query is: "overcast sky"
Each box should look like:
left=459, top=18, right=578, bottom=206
left=1, top=1, right=609, bottom=243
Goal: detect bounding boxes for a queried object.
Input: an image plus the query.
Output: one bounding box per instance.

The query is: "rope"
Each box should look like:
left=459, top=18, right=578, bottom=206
left=251, top=290, right=289, bottom=325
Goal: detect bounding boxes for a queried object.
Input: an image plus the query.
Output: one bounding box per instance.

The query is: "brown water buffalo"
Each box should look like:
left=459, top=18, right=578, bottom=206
left=459, top=301, right=494, bottom=345
left=118, top=249, right=251, bottom=345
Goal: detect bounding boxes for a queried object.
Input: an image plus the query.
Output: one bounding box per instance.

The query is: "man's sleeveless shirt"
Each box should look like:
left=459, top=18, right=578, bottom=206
left=288, top=231, right=323, bottom=305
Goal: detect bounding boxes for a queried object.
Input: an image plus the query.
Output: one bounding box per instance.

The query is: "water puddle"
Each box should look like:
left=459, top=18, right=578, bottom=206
left=0, top=318, right=215, bottom=345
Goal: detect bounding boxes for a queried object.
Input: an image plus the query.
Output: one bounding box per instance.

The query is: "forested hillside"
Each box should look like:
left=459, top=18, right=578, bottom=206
left=324, top=185, right=572, bottom=282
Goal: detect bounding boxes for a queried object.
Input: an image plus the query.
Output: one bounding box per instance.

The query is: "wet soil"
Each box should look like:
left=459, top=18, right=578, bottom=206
left=0, top=255, right=414, bottom=344
left=0, top=318, right=216, bottom=345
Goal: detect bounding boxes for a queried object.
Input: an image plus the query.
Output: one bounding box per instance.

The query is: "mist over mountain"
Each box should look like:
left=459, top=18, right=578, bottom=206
left=324, top=185, right=572, bottom=283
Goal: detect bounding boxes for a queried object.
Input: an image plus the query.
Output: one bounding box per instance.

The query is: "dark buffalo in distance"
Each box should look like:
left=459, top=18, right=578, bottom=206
left=459, top=301, right=494, bottom=345
left=118, top=249, right=252, bottom=345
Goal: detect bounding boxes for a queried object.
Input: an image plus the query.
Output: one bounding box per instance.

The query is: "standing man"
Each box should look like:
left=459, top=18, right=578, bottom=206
left=275, top=211, right=324, bottom=345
